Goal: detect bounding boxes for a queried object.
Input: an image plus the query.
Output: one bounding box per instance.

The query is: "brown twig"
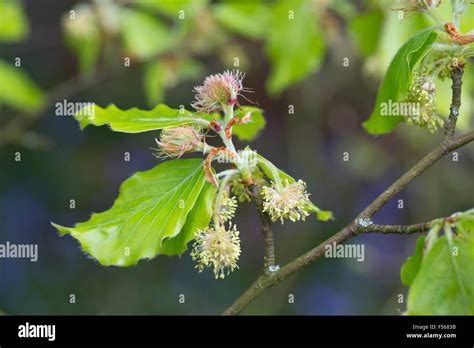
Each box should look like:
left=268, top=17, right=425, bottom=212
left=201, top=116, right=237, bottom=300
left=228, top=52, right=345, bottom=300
left=250, top=184, right=275, bottom=271
left=443, top=64, right=464, bottom=141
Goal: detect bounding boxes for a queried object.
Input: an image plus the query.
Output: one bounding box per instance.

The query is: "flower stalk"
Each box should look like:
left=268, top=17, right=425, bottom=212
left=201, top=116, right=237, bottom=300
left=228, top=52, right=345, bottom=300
left=213, top=171, right=238, bottom=226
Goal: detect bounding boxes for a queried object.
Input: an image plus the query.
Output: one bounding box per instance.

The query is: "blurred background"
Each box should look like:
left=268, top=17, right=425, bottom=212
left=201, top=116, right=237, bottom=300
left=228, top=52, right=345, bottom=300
left=0, top=0, right=473, bottom=315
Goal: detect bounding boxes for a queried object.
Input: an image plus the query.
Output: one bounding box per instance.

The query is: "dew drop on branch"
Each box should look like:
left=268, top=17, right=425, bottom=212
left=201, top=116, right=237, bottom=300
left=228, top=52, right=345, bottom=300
left=268, top=265, right=280, bottom=272
left=357, top=217, right=373, bottom=227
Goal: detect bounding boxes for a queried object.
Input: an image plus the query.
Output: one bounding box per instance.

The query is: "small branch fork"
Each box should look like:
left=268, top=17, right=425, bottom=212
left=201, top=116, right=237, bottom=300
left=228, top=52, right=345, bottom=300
left=359, top=222, right=432, bottom=235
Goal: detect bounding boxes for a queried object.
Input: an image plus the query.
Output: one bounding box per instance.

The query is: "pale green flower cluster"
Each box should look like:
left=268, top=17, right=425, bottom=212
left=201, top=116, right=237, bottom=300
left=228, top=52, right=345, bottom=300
left=191, top=224, right=241, bottom=279
left=62, top=4, right=99, bottom=39
left=218, top=191, right=237, bottom=223
left=231, top=177, right=252, bottom=203
left=405, top=77, right=444, bottom=133
left=261, top=180, right=312, bottom=224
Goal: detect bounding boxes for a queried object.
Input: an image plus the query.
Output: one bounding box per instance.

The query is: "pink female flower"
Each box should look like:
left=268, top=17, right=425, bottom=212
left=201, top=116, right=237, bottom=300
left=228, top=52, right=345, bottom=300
left=154, top=125, right=203, bottom=159
left=191, top=70, right=248, bottom=113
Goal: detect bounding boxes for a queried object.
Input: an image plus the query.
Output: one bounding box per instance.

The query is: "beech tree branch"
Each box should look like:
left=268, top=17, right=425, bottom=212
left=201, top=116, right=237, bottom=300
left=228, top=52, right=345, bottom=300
left=223, top=130, right=474, bottom=315
left=359, top=209, right=465, bottom=234
left=358, top=222, right=432, bottom=235
left=443, top=64, right=463, bottom=141
left=251, top=184, right=276, bottom=271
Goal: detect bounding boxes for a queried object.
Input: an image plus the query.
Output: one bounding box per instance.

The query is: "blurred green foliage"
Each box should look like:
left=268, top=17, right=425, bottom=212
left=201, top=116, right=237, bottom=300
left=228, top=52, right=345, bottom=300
left=0, top=0, right=44, bottom=112
left=50, top=0, right=345, bottom=106
left=120, top=8, right=174, bottom=60
left=0, top=0, right=28, bottom=42
left=0, top=60, right=44, bottom=112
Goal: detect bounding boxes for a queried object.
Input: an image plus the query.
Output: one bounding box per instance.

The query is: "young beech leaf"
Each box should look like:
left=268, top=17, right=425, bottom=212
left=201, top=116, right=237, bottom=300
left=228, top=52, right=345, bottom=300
left=363, top=29, right=438, bottom=134
left=400, top=236, right=425, bottom=286
left=75, top=104, right=210, bottom=133
left=457, top=218, right=474, bottom=237
left=52, top=159, right=207, bottom=266
left=257, top=154, right=294, bottom=184
left=456, top=215, right=474, bottom=254
left=349, top=8, right=384, bottom=58
left=232, top=106, right=266, bottom=141
left=407, top=236, right=474, bottom=315
left=256, top=154, right=332, bottom=222
left=161, top=183, right=217, bottom=256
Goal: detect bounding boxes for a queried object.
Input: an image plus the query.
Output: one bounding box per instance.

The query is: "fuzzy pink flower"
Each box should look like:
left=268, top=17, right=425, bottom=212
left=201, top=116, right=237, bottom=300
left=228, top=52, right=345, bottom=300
left=154, top=125, right=202, bottom=159
left=191, top=70, right=248, bottom=113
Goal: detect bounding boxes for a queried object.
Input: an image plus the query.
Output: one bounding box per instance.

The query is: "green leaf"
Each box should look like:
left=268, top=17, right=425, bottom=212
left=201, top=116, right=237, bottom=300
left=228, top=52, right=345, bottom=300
left=75, top=104, right=210, bottom=133
left=62, top=4, right=102, bottom=76
left=161, top=183, right=217, bottom=255
left=52, top=159, right=207, bottom=266
left=363, top=29, right=438, bottom=134
left=144, top=58, right=203, bottom=107
left=400, top=236, right=425, bottom=286
left=407, top=236, right=474, bottom=315
left=349, top=9, right=384, bottom=57
left=213, top=3, right=269, bottom=40
left=306, top=204, right=333, bottom=222
left=0, top=0, right=28, bottom=42
left=265, top=0, right=325, bottom=95
left=456, top=211, right=474, bottom=240
left=0, top=59, right=44, bottom=112
left=257, top=154, right=332, bottom=221
left=138, top=0, right=207, bottom=18
left=120, top=8, right=173, bottom=60
left=65, top=33, right=101, bottom=76
left=232, top=106, right=266, bottom=141
left=457, top=219, right=474, bottom=237
left=175, top=58, right=203, bottom=81
left=371, top=9, right=429, bottom=77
